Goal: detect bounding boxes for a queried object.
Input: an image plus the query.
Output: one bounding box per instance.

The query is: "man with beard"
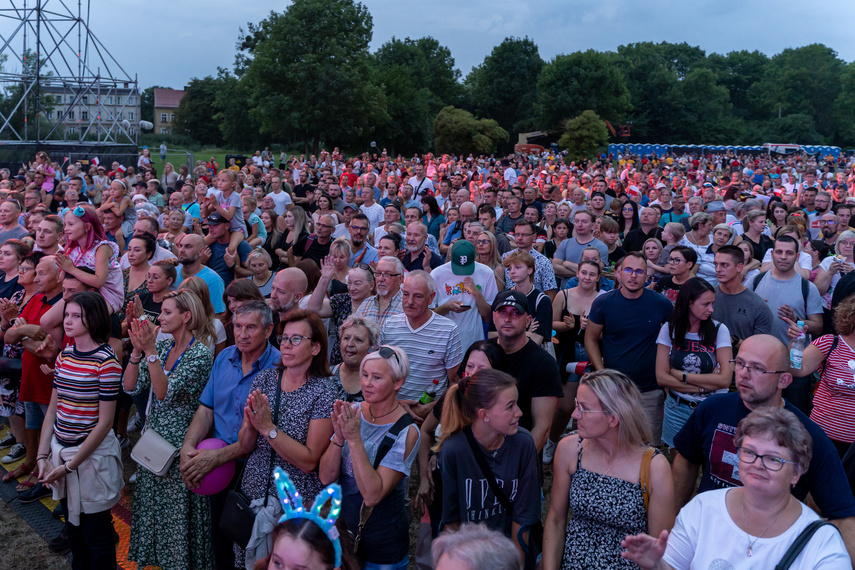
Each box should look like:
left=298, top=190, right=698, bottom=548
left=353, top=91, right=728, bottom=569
left=175, top=234, right=226, bottom=313
left=267, top=267, right=308, bottom=344
left=402, top=222, right=440, bottom=272
left=347, top=213, right=378, bottom=267
left=352, top=255, right=404, bottom=327
left=820, top=212, right=841, bottom=248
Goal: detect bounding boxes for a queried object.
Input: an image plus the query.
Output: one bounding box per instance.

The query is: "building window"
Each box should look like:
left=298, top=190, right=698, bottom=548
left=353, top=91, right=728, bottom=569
left=118, top=97, right=123, bottom=105
left=170, top=113, right=175, bottom=122
left=67, top=110, right=75, bottom=120
left=82, top=111, right=88, bottom=120
left=160, top=127, right=168, bottom=135
left=46, top=111, right=53, bottom=119
left=117, top=112, right=123, bottom=120
left=128, top=112, right=134, bottom=120
left=107, top=96, right=113, bottom=105
left=161, top=113, right=167, bottom=122
left=128, top=96, right=134, bottom=104
left=82, top=96, right=88, bottom=104
left=68, top=126, right=75, bottom=134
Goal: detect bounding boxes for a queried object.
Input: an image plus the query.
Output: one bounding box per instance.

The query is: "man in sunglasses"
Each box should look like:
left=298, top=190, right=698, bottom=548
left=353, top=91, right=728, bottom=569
left=671, top=334, right=855, bottom=558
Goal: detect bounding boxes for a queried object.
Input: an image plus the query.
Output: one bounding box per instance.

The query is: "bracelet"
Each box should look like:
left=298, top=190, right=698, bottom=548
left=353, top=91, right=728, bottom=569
left=63, top=463, right=74, bottom=473
left=331, top=440, right=343, bottom=448
left=37, top=454, right=49, bottom=460
left=128, top=357, right=141, bottom=365
left=682, top=372, right=687, bottom=384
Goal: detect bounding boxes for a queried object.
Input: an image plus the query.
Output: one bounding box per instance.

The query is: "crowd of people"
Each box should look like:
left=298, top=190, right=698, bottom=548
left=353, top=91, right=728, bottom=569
left=0, top=146, right=854, bottom=569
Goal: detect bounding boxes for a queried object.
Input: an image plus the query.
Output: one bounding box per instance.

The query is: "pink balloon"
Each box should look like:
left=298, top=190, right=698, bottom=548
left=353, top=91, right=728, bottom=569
left=189, top=438, right=236, bottom=496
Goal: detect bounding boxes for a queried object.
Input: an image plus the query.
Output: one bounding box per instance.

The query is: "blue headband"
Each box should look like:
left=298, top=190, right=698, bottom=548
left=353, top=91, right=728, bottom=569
left=72, top=205, right=85, bottom=218
left=274, top=467, right=342, bottom=568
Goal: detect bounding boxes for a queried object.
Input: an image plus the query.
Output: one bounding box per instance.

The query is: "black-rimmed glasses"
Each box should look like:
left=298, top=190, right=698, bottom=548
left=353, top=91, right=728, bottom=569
left=278, top=334, right=313, bottom=346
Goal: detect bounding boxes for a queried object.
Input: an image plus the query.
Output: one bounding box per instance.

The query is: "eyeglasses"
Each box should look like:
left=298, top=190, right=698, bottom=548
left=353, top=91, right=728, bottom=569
left=278, top=334, right=313, bottom=346
left=18, top=266, right=34, bottom=274
left=353, top=262, right=374, bottom=276
left=574, top=399, right=610, bottom=414
left=667, top=257, right=685, bottom=264
left=736, top=447, right=792, bottom=471
left=374, top=271, right=401, bottom=279
left=350, top=225, right=369, bottom=232
left=730, top=358, right=787, bottom=377
left=475, top=239, right=491, bottom=246
left=622, top=268, right=646, bottom=277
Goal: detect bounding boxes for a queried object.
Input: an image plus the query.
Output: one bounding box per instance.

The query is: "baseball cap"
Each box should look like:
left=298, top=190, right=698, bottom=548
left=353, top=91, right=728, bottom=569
left=207, top=212, right=227, bottom=225
left=491, top=290, right=529, bottom=315
left=450, top=240, right=475, bottom=276
left=343, top=202, right=358, bottom=212
left=706, top=201, right=726, bottom=213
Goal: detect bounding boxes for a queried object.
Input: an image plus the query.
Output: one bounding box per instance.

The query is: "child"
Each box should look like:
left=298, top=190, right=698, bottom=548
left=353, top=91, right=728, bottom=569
left=653, top=221, right=685, bottom=275
left=202, top=169, right=245, bottom=255
left=598, top=216, right=625, bottom=279
left=499, top=250, right=552, bottom=348
left=242, top=195, right=266, bottom=247
left=97, top=179, right=134, bottom=239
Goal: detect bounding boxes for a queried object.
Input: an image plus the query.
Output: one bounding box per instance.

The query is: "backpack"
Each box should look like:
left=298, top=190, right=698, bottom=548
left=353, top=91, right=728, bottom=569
left=751, top=271, right=809, bottom=305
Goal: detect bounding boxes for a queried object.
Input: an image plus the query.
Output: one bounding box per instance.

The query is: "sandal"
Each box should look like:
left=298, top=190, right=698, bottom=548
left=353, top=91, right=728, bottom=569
left=15, top=471, right=38, bottom=492
left=2, top=464, right=29, bottom=483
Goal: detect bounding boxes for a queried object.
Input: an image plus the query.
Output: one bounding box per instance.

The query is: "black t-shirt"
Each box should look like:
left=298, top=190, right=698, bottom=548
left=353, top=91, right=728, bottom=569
left=607, top=246, right=627, bottom=272
left=623, top=226, right=664, bottom=253
left=673, top=392, right=855, bottom=520
left=136, top=292, right=163, bottom=325
left=293, top=235, right=331, bottom=266
left=489, top=339, right=562, bottom=432
left=654, top=275, right=683, bottom=304
left=0, top=274, right=22, bottom=300
left=402, top=250, right=441, bottom=272
left=292, top=182, right=315, bottom=199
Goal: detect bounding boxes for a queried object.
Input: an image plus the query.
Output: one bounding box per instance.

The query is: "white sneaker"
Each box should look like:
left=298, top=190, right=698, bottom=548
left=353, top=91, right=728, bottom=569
left=542, top=439, right=557, bottom=465
left=127, top=413, right=143, bottom=433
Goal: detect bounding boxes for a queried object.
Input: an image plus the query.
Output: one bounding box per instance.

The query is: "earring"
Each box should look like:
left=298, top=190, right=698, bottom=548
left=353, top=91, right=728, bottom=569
left=484, top=418, right=490, bottom=423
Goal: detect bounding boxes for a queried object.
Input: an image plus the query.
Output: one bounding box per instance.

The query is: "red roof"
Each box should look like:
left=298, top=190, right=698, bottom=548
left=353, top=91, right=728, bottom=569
left=153, top=88, right=185, bottom=109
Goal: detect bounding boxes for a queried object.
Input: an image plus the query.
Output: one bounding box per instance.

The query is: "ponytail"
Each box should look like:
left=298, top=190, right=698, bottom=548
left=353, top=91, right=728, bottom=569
left=433, top=369, right=516, bottom=452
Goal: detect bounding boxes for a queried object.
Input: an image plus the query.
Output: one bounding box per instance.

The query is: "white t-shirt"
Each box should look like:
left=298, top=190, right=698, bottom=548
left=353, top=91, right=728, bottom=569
left=269, top=190, right=292, bottom=216
left=430, top=261, right=498, bottom=353
left=655, top=322, right=731, bottom=403
left=817, top=256, right=855, bottom=309
left=360, top=202, right=385, bottom=233
left=663, top=488, right=850, bottom=569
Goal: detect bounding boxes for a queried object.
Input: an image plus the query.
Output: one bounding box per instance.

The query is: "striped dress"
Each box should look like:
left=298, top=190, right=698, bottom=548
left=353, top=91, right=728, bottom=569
left=53, top=344, right=121, bottom=445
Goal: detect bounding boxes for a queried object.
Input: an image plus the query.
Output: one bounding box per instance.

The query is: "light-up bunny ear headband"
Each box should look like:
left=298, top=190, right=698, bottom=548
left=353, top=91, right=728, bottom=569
left=274, top=467, right=343, bottom=568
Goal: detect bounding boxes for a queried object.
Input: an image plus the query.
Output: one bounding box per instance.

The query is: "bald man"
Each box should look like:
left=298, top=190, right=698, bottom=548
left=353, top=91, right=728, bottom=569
left=268, top=267, right=308, bottom=344
left=176, top=234, right=226, bottom=313
left=672, top=334, right=855, bottom=558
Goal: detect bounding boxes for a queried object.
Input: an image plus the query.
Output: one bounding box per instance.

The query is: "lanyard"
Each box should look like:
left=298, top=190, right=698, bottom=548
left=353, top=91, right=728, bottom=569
left=163, top=336, right=195, bottom=375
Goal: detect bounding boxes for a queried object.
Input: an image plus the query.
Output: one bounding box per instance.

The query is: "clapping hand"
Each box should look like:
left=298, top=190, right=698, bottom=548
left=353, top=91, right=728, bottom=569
left=331, top=400, right=361, bottom=443
left=54, top=252, right=74, bottom=273
left=128, top=317, right=159, bottom=356
left=320, top=255, right=336, bottom=281
left=0, top=298, right=19, bottom=324
left=246, top=389, right=273, bottom=433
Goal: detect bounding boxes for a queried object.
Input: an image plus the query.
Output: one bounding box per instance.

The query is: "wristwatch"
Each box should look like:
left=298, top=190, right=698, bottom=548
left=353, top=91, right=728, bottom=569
left=682, top=372, right=687, bottom=384
left=146, top=354, right=159, bottom=364
left=267, top=428, right=278, bottom=440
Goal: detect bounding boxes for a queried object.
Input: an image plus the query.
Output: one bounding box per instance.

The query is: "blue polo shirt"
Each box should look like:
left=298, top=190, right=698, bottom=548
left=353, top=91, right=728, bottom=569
left=199, top=344, right=280, bottom=444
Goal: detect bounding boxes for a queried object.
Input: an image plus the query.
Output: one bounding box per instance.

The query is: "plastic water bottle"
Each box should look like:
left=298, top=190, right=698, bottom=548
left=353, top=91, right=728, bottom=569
left=789, top=320, right=805, bottom=370
left=419, top=379, right=440, bottom=405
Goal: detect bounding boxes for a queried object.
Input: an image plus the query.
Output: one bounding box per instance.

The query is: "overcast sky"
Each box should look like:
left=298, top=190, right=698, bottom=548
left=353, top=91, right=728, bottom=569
left=3, top=0, right=853, bottom=90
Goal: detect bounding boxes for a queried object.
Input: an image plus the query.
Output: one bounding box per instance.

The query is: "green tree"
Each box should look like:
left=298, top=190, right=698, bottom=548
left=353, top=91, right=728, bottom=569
left=834, top=62, right=855, bottom=146
left=702, top=50, right=768, bottom=119
left=674, top=68, right=735, bottom=143
left=762, top=113, right=823, bottom=144
left=535, top=50, right=631, bottom=132
left=239, top=0, right=388, bottom=154
left=372, top=36, right=460, bottom=154
left=558, top=110, right=608, bottom=162
left=0, top=51, right=59, bottom=141
left=748, top=44, right=844, bottom=140
left=139, top=85, right=166, bottom=124
left=214, top=69, right=258, bottom=149
left=465, top=37, right=543, bottom=134
left=433, top=106, right=507, bottom=155
left=173, top=76, right=222, bottom=146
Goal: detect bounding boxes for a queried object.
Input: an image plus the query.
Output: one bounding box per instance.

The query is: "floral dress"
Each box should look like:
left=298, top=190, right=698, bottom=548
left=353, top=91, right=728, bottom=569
left=327, top=364, right=364, bottom=403
left=234, top=370, right=336, bottom=567
left=562, top=438, right=651, bottom=569
left=127, top=339, right=214, bottom=570
left=0, top=290, right=32, bottom=417
left=328, top=293, right=354, bottom=365
left=116, top=267, right=149, bottom=323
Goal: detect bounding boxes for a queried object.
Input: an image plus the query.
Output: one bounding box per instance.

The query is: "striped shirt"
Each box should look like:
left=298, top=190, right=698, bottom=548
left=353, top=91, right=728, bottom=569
left=53, top=344, right=122, bottom=445
left=379, top=312, right=463, bottom=401
left=352, top=290, right=403, bottom=328
left=810, top=335, right=855, bottom=443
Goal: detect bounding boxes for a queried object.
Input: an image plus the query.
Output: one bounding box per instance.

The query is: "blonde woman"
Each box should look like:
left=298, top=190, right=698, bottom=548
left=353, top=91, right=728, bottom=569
left=475, top=231, right=504, bottom=291
left=275, top=206, right=309, bottom=267
left=178, top=275, right=227, bottom=356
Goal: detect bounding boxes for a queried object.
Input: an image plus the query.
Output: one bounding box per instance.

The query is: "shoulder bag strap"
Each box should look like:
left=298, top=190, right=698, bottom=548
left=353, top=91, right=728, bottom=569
left=463, top=427, right=513, bottom=512
left=639, top=447, right=655, bottom=511
left=372, top=413, right=415, bottom=470
left=262, top=377, right=284, bottom=508
left=775, top=520, right=839, bottom=570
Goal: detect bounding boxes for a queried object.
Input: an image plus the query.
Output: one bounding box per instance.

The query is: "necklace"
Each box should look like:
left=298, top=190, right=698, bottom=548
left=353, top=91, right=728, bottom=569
left=742, top=492, right=789, bottom=557
left=368, top=402, right=399, bottom=422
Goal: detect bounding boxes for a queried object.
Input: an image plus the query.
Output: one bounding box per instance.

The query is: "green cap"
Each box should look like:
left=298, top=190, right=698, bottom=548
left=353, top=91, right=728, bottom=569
left=450, top=240, right=476, bottom=276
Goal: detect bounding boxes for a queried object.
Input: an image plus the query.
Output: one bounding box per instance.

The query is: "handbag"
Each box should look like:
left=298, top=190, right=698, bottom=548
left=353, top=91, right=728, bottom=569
left=219, top=379, right=282, bottom=550
left=131, top=387, right=178, bottom=476
left=463, top=428, right=543, bottom=570
left=775, top=520, right=839, bottom=570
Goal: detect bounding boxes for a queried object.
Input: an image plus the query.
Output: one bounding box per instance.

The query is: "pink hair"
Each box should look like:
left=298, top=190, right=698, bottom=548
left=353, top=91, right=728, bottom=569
left=65, top=204, right=108, bottom=252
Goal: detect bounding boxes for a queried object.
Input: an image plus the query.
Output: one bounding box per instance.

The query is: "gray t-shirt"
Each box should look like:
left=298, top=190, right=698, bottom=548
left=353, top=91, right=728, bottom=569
left=439, top=428, right=541, bottom=535
left=711, top=285, right=773, bottom=342
left=0, top=224, right=28, bottom=244
left=751, top=273, right=823, bottom=344
left=555, top=236, right=609, bottom=266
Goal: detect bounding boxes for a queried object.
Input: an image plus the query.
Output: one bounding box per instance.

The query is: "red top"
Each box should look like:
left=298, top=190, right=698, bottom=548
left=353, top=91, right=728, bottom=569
left=811, top=334, right=855, bottom=443
left=19, top=293, right=60, bottom=405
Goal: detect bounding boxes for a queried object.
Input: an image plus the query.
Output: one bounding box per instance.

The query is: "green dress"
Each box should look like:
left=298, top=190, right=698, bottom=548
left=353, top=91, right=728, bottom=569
left=128, top=338, right=214, bottom=570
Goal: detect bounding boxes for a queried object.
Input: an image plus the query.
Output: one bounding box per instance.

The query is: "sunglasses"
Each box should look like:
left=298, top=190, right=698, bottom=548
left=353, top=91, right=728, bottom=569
left=368, top=345, right=400, bottom=366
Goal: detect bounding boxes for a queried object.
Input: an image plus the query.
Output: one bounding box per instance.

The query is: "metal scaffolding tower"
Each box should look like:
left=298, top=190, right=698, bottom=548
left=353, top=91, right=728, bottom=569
left=0, top=0, right=138, bottom=157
